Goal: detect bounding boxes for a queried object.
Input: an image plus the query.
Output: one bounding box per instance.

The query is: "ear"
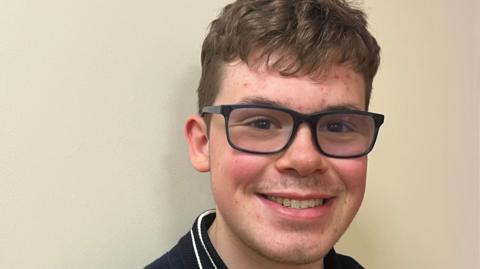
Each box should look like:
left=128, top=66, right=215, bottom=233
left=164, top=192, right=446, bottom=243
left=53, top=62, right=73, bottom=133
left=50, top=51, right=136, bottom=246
left=184, top=114, right=210, bottom=172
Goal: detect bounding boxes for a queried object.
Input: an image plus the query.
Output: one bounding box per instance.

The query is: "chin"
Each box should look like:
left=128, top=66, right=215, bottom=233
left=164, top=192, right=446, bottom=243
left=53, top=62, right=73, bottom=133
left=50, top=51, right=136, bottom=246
left=250, top=239, right=329, bottom=266
left=238, top=227, right=335, bottom=266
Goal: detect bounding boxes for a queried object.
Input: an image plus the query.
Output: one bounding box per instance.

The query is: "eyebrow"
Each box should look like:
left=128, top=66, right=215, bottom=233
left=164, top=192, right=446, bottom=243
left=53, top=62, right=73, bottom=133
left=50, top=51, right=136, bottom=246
left=321, top=105, right=363, bottom=111
left=237, top=96, right=364, bottom=112
left=237, top=96, right=282, bottom=106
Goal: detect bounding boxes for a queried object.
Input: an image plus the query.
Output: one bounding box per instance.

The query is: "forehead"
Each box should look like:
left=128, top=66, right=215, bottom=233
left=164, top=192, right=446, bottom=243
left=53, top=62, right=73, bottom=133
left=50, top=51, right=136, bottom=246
left=215, top=60, right=366, bottom=112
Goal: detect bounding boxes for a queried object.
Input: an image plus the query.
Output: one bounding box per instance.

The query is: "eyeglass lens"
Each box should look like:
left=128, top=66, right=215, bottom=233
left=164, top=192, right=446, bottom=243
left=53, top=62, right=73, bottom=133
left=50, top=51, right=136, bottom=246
left=227, top=107, right=376, bottom=156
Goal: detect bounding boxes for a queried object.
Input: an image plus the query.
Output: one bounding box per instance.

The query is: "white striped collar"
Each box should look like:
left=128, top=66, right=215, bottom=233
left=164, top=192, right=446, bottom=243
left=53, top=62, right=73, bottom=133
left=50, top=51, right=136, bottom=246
left=190, top=210, right=218, bottom=269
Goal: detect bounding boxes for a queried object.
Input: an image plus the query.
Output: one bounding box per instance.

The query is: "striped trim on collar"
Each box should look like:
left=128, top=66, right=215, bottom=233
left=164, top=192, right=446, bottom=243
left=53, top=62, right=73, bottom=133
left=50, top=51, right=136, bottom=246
left=189, top=210, right=227, bottom=269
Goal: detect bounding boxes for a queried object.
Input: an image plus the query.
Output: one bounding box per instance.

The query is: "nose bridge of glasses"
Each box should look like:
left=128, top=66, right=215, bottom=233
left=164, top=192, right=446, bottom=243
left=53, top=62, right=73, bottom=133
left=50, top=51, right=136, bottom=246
left=287, top=113, right=321, bottom=151
left=291, top=111, right=320, bottom=136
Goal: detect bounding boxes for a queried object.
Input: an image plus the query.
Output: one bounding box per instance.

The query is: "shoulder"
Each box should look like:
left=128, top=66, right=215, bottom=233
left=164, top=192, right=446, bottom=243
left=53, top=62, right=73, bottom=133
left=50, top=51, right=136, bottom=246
left=145, top=246, right=183, bottom=269
left=144, top=254, right=170, bottom=269
left=145, top=234, right=190, bottom=269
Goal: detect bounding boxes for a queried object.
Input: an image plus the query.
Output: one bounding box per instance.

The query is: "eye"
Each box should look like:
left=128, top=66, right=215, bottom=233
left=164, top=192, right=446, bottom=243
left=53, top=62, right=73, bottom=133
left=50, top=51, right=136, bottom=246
left=247, top=118, right=274, bottom=130
left=325, top=122, right=354, bottom=132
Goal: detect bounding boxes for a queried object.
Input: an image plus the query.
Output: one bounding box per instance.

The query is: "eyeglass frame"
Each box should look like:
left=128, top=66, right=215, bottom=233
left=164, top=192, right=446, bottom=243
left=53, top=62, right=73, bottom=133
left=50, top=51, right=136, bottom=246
left=201, top=103, right=385, bottom=159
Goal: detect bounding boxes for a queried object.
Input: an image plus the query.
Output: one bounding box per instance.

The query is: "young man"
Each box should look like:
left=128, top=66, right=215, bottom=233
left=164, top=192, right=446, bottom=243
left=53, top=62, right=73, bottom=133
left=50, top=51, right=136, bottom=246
left=147, top=0, right=384, bottom=268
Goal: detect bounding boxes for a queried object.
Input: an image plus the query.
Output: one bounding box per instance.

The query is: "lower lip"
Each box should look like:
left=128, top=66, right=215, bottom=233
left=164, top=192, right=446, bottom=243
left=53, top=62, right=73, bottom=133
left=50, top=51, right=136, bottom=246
left=257, top=194, right=333, bottom=222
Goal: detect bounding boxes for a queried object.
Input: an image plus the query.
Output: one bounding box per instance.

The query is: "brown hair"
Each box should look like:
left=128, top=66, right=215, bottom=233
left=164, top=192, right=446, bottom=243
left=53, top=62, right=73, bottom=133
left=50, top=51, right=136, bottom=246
left=197, top=0, right=380, bottom=112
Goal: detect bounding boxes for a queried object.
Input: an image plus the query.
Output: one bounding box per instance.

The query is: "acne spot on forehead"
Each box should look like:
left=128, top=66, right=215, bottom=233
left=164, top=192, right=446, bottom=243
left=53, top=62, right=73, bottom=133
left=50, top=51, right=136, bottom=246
left=320, top=97, right=327, bottom=106
left=243, top=82, right=249, bottom=87
left=294, top=97, right=327, bottom=112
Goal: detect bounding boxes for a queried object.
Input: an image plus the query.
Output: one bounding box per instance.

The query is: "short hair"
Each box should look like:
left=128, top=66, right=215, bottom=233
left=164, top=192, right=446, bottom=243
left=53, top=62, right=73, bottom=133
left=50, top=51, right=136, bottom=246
left=197, top=0, right=381, bottom=113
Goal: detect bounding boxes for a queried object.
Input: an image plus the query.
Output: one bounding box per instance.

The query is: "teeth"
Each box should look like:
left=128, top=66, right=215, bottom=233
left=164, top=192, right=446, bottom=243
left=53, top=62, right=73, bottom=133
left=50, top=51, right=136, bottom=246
left=267, top=196, right=325, bottom=209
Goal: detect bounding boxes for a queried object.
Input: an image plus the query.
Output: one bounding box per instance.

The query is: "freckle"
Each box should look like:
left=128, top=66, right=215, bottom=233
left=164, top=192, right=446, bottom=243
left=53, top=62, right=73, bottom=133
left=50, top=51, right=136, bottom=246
left=243, top=82, right=249, bottom=87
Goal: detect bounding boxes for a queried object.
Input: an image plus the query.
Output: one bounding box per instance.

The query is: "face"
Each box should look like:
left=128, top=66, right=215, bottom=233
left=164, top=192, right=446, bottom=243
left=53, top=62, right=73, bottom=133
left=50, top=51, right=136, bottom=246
left=190, top=61, right=367, bottom=267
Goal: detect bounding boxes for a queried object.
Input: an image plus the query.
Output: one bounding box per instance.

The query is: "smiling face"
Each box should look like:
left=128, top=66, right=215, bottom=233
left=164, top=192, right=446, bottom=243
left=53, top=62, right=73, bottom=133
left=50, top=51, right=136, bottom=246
left=185, top=61, right=368, bottom=268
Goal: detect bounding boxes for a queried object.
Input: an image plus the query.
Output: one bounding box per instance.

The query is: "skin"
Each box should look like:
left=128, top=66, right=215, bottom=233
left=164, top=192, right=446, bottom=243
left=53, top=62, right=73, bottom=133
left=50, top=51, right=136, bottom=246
left=185, top=61, right=367, bottom=269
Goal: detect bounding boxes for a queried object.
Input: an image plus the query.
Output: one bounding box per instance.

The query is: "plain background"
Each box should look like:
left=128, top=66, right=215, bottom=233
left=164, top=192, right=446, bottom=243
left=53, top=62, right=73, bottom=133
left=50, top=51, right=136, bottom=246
left=1, top=0, right=479, bottom=268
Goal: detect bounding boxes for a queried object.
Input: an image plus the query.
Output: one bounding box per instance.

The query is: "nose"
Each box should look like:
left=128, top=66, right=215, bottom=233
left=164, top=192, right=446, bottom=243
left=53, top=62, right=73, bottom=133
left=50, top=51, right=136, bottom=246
left=275, top=123, right=329, bottom=177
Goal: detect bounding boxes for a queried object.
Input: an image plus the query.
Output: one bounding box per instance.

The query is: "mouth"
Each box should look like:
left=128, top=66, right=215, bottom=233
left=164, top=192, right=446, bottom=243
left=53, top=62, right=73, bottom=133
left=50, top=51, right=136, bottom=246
left=265, top=195, right=325, bottom=209
left=258, top=193, right=333, bottom=221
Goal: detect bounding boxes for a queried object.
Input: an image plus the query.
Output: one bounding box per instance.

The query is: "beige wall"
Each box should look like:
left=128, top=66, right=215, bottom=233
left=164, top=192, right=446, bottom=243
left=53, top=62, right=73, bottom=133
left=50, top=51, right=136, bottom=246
left=1, top=1, right=478, bottom=268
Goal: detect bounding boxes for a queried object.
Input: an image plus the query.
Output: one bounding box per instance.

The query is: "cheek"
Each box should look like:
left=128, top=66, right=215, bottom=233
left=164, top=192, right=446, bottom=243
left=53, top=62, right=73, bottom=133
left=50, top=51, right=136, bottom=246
left=330, top=157, right=367, bottom=197
left=210, top=150, right=271, bottom=213
left=211, top=150, right=271, bottom=187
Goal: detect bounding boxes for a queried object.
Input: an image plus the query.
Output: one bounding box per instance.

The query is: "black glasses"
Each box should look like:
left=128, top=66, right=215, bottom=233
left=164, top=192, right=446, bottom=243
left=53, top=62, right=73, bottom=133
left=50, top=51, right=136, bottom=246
left=201, top=104, right=384, bottom=158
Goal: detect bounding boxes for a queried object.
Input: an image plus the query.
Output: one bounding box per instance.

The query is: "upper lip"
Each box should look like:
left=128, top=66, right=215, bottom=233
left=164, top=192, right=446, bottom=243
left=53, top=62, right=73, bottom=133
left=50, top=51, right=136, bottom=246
left=259, top=192, right=334, bottom=200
